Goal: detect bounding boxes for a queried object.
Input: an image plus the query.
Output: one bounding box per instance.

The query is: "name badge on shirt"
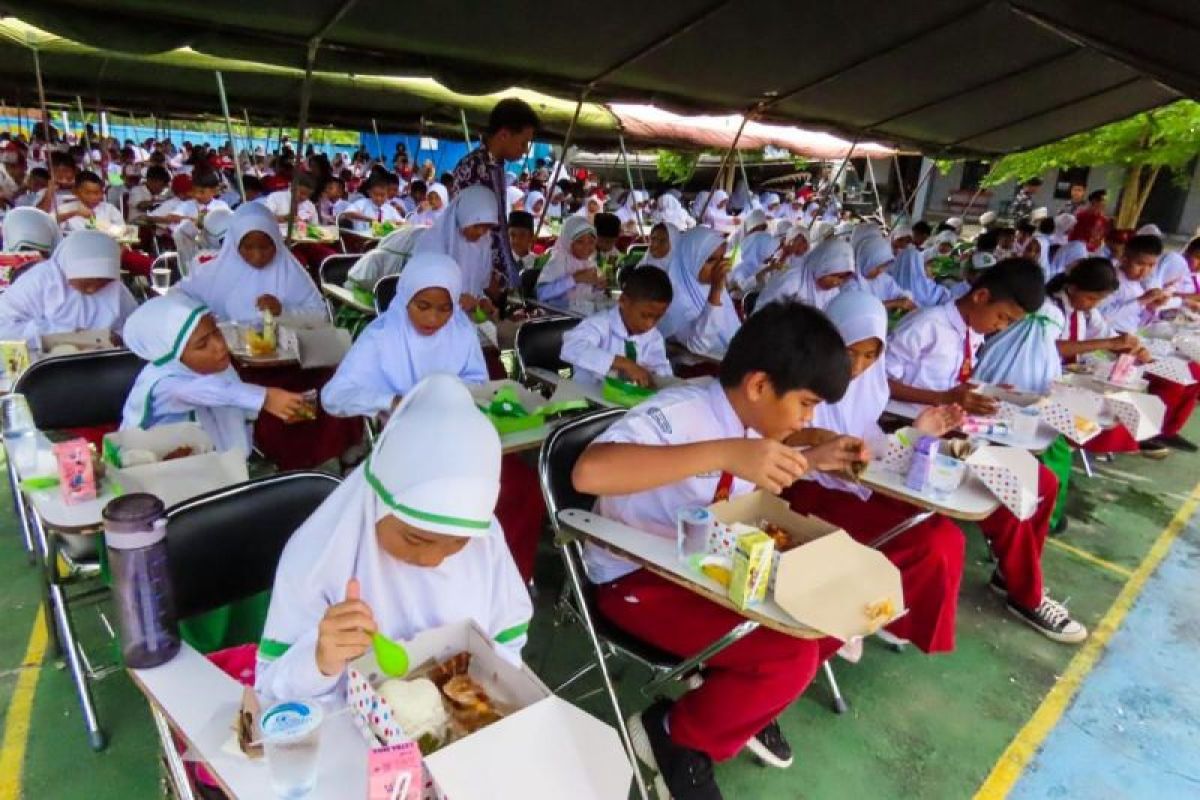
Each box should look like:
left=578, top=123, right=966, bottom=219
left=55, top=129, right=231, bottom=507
left=646, top=408, right=672, bottom=435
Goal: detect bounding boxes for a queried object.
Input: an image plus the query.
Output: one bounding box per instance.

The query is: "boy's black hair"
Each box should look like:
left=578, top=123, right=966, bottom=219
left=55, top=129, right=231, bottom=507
left=28, top=166, right=49, bottom=181
left=408, top=179, right=427, bottom=195
left=975, top=230, right=1000, bottom=252
left=912, top=220, right=932, bottom=237
left=1185, top=237, right=1200, bottom=257
left=1087, top=189, right=1107, bottom=203
left=366, top=173, right=392, bottom=192
left=621, top=266, right=673, bottom=305
left=995, top=226, right=1017, bottom=238
left=935, top=221, right=955, bottom=234
left=593, top=212, right=621, bottom=238
left=486, top=98, right=539, bottom=136
left=192, top=170, right=220, bottom=189
left=1023, top=177, right=1044, bottom=187
left=1047, top=257, right=1119, bottom=295
left=439, top=172, right=454, bottom=187
left=74, top=170, right=102, bottom=188
left=241, top=174, right=264, bottom=193
left=1016, top=220, right=1036, bottom=235
left=1124, top=233, right=1163, bottom=260
left=50, top=151, right=76, bottom=170
left=295, top=173, right=317, bottom=191
left=508, top=210, right=534, bottom=231
left=719, top=302, right=851, bottom=403
left=384, top=172, right=401, bottom=186
left=142, top=164, right=168, bottom=183
left=1037, top=217, right=1055, bottom=235
left=968, top=257, right=1045, bottom=313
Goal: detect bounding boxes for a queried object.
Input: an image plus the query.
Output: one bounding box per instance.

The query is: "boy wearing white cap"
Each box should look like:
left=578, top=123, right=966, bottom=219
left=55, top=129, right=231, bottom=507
left=256, top=373, right=532, bottom=700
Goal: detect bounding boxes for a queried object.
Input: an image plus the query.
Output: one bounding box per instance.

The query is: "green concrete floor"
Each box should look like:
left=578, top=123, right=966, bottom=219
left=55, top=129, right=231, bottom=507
left=1, top=418, right=1196, bottom=799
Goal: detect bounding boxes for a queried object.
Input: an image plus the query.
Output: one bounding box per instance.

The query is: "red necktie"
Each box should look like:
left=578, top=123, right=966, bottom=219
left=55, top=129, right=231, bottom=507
left=1065, top=312, right=1081, bottom=365
left=957, top=334, right=973, bottom=383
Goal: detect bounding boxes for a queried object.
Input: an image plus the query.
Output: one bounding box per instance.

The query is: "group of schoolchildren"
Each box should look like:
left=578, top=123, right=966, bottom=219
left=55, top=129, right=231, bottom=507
left=7, top=101, right=1200, bottom=800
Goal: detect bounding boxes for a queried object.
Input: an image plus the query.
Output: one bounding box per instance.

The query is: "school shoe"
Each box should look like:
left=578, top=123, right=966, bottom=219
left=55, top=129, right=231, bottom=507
left=1139, top=438, right=1171, bottom=459
left=627, top=699, right=723, bottom=800
left=1007, top=595, right=1088, bottom=644
left=988, top=569, right=1008, bottom=598
left=1160, top=433, right=1199, bottom=453
left=744, top=719, right=794, bottom=769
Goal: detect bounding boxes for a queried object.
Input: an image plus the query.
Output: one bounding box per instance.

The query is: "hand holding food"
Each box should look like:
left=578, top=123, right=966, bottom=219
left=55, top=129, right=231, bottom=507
left=943, top=383, right=998, bottom=415
left=915, top=404, right=965, bottom=437
left=804, top=434, right=870, bottom=474
left=263, top=387, right=310, bottom=422
left=723, top=438, right=809, bottom=494
left=316, top=578, right=377, bottom=677
left=255, top=294, right=283, bottom=316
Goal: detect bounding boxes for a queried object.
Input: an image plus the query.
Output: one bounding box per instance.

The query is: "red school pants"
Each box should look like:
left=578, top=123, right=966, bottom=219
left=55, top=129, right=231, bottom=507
left=120, top=247, right=153, bottom=277
left=290, top=242, right=340, bottom=283
left=783, top=480, right=964, bottom=654
left=596, top=569, right=823, bottom=761
left=1145, top=361, right=1200, bottom=437
left=495, top=454, right=545, bottom=584
left=977, top=462, right=1056, bottom=609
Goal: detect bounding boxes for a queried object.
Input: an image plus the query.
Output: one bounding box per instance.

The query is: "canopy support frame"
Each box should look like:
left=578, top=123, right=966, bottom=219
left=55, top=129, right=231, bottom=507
left=698, top=109, right=753, bottom=222
left=214, top=71, right=246, bottom=203
left=31, top=47, right=57, bottom=217
left=617, top=133, right=644, bottom=237
left=534, top=93, right=587, bottom=240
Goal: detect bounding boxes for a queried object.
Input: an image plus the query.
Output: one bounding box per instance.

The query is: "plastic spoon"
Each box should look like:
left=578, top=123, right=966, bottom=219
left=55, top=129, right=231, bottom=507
left=372, top=632, right=410, bottom=677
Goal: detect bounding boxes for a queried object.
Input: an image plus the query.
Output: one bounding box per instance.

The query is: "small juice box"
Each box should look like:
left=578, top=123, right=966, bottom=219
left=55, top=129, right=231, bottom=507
left=52, top=437, right=97, bottom=504
left=367, top=741, right=424, bottom=800
left=1108, top=353, right=1137, bottom=385
left=728, top=529, right=774, bottom=609
left=904, top=436, right=939, bottom=492
left=0, top=340, right=30, bottom=380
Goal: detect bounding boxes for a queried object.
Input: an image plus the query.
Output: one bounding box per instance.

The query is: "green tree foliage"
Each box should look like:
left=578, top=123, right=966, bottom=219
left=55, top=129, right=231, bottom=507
left=982, top=100, right=1200, bottom=227
left=656, top=149, right=700, bottom=185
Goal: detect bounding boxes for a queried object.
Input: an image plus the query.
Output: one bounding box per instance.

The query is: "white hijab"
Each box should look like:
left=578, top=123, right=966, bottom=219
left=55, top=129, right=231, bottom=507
left=415, top=184, right=497, bottom=297
left=811, top=289, right=890, bottom=499
left=176, top=202, right=324, bottom=324
left=636, top=223, right=678, bottom=271
left=659, top=226, right=740, bottom=349
left=3, top=207, right=61, bottom=253
left=656, top=194, right=694, bottom=230
left=758, top=237, right=853, bottom=311
left=1050, top=240, right=1088, bottom=277
left=120, top=293, right=252, bottom=453
left=199, top=207, right=233, bottom=250
left=0, top=230, right=133, bottom=344
left=537, top=215, right=596, bottom=285
left=349, top=253, right=484, bottom=396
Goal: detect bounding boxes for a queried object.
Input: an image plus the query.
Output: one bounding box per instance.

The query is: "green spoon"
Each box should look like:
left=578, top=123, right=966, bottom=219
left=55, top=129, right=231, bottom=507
left=372, top=632, right=410, bottom=678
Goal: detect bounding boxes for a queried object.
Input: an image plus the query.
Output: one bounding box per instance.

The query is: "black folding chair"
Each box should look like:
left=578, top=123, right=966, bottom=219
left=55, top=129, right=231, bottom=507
left=373, top=273, right=400, bottom=315
left=318, top=252, right=359, bottom=288
left=152, top=471, right=342, bottom=799
left=513, top=315, right=580, bottom=383
left=12, top=349, right=145, bottom=750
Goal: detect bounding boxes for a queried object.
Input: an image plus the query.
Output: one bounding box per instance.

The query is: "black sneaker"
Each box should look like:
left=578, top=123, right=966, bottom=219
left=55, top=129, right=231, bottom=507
left=1160, top=433, right=1199, bottom=453
left=628, top=699, right=723, bottom=800
left=1007, top=595, right=1088, bottom=643
left=1050, top=516, right=1069, bottom=535
left=988, top=569, right=1007, bottom=598
left=744, top=719, right=793, bottom=768
left=1139, top=438, right=1171, bottom=459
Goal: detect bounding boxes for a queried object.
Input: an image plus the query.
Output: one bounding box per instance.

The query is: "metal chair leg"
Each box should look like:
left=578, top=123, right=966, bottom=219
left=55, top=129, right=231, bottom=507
left=560, top=543, right=651, bottom=800
left=49, top=582, right=106, bottom=750
left=150, top=703, right=197, bottom=800
left=823, top=661, right=848, bottom=715
left=6, top=459, right=36, bottom=561
left=1078, top=449, right=1094, bottom=478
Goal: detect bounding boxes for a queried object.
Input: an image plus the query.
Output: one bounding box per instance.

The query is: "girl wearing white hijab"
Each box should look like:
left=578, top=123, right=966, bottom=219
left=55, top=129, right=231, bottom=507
left=654, top=193, right=694, bottom=231
left=322, top=253, right=486, bottom=418
left=414, top=184, right=498, bottom=310
left=256, top=373, right=533, bottom=700
left=524, top=188, right=545, bottom=218
left=784, top=289, right=964, bottom=654
left=1048, top=239, right=1088, bottom=278
left=2, top=207, right=61, bottom=254
left=702, top=189, right=738, bottom=234
left=636, top=222, right=678, bottom=271
left=614, top=190, right=640, bottom=230
left=176, top=203, right=325, bottom=325
left=853, top=234, right=915, bottom=311
left=404, top=183, right=448, bottom=227
left=729, top=210, right=781, bottom=292
left=535, top=215, right=604, bottom=304
left=757, top=236, right=855, bottom=311
left=120, top=294, right=307, bottom=453
left=0, top=230, right=136, bottom=346
left=658, top=226, right=740, bottom=357
left=505, top=185, right=525, bottom=215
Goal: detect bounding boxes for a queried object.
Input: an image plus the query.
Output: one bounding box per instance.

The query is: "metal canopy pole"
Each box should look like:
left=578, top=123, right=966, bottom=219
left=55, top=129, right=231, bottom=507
left=31, top=48, right=57, bottom=218
left=214, top=72, right=246, bottom=203
left=371, top=117, right=383, bottom=162
left=864, top=156, right=886, bottom=223
left=617, top=132, right=644, bottom=237
left=534, top=95, right=586, bottom=239
left=242, top=108, right=254, bottom=162
left=892, top=154, right=910, bottom=212
left=75, top=96, right=94, bottom=167
left=287, top=46, right=318, bottom=241
left=698, top=111, right=751, bottom=222
left=458, top=108, right=472, bottom=149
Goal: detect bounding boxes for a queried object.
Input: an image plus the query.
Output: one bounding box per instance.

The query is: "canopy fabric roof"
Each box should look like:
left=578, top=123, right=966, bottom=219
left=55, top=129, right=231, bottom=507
left=0, top=18, right=889, bottom=159
left=1, top=0, right=1193, bottom=156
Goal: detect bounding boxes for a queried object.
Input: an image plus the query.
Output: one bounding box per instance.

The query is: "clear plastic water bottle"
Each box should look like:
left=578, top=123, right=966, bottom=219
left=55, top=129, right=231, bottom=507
left=0, top=393, right=39, bottom=475
left=103, top=494, right=180, bottom=668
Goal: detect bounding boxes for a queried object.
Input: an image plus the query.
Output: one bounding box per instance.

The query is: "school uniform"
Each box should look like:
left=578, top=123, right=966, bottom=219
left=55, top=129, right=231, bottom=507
left=61, top=200, right=125, bottom=233
left=659, top=227, right=741, bottom=359
left=854, top=234, right=913, bottom=305
left=321, top=253, right=543, bottom=583
left=121, top=294, right=265, bottom=454
left=587, top=378, right=821, bottom=761
left=345, top=196, right=403, bottom=233
left=729, top=229, right=778, bottom=292
left=264, top=190, right=318, bottom=224
left=1099, top=271, right=1155, bottom=335
left=886, top=302, right=1057, bottom=612
left=784, top=290, right=964, bottom=654
left=536, top=216, right=599, bottom=305
left=413, top=185, right=498, bottom=301
left=256, top=375, right=532, bottom=700
left=756, top=238, right=849, bottom=312
left=560, top=306, right=674, bottom=389
left=170, top=198, right=232, bottom=229
left=0, top=230, right=136, bottom=347
left=126, top=184, right=168, bottom=223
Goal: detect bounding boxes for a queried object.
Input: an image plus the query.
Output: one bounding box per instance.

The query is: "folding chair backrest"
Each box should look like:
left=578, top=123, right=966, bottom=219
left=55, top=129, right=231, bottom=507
left=514, top=316, right=581, bottom=380
left=319, top=253, right=360, bottom=288
left=165, top=471, right=342, bottom=620
left=374, top=273, right=400, bottom=315
left=538, top=407, right=625, bottom=521
left=742, top=289, right=761, bottom=316
left=14, top=349, right=145, bottom=430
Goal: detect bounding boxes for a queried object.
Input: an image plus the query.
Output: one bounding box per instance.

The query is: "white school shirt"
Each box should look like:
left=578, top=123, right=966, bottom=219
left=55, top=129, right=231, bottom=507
left=126, top=373, right=266, bottom=454
left=560, top=306, right=674, bottom=389
left=1099, top=272, right=1153, bottom=334
left=264, top=190, right=318, bottom=224
left=61, top=201, right=125, bottom=233
left=169, top=199, right=231, bottom=231
left=885, top=302, right=983, bottom=392
left=346, top=197, right=403, bottom=232
left=1049, top=291, right=1113, bottom=342
left=586, top=379, right=758, bottom=583
left=126, top=185, right=168, bottom=222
